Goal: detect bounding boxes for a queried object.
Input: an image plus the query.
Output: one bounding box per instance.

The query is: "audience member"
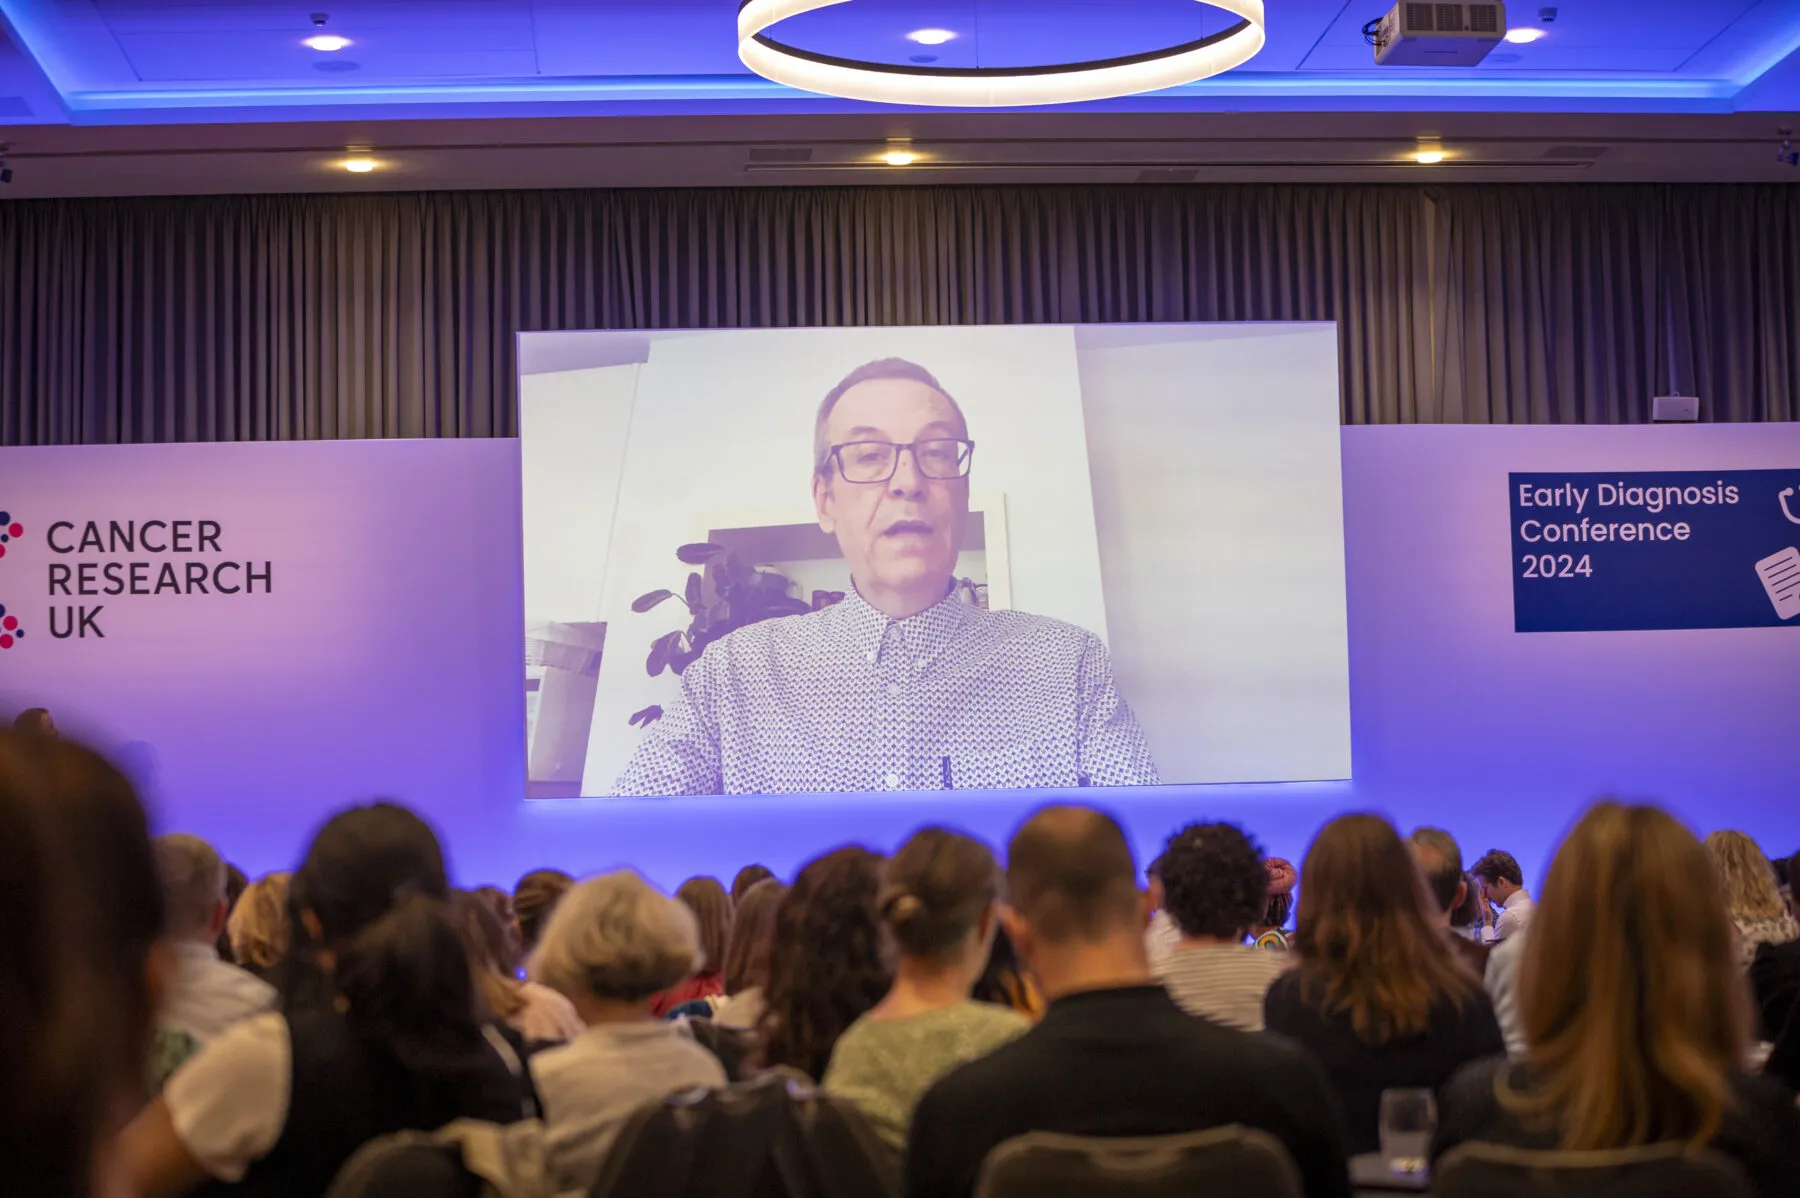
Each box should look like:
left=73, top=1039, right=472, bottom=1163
left=1435, top=802, right=1800, bottom=1197
left=652, top=875, right=733, bottom=1016
left=225, top=873, right=291, bottom=985
left=757, top=846, right=890, bottom=1080
left=906, top=805, right=1352, bottom=1198
left=730, top=863, right=776, bottom=903
left=1483, top=931, right=1528, bottom=1059
left=1152, top=821, right=1291, bottom=1031
left=152, top=834, right=277, bottom=1043
left=1264, top=813, right=1504, bottom=1154
left=12, top=706, right=56, bottom=736
left=1450, top=870, right=1488, bottom=940
left=1705, top=830, right=1800, bottom=969
left=970, top=925, right=1043, bottom=1019
left=452, top=889, right=584, bottom=1045
left=713, top=877, right=785, bottom=1030
left=472, top=884, right=519, bottom=960
left=1472, top=848, right=1535, bottom=942
left=824, top=828, right=1028, bottom=1151
left=1142, top=853, right=1180, bottom=965
left=121, top=803, right=526, bottom=1198
left=1254, top=856, right=1297, bottom=950
left=527, top=870, right=727, bottom=1193
left=217, top=863, right=248, bottom=963
left=513, top=867, right=574, bottom=954
left=1408, top=827, right=1491, bottom=977
left=1, top=731, right=166, bottom=1198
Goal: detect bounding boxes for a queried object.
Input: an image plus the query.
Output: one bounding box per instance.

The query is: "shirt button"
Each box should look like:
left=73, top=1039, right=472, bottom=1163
left=865, top=650, right=877, bottom=664
left=914, top=658, right=927, bottom=670
left=884, top=772, right=901, bottom=789
left=887, top=683, right=901, bottom=697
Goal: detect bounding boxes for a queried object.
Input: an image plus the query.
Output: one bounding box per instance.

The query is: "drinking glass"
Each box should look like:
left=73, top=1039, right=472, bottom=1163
left=1378, top=1088, right=1437, bottom=1177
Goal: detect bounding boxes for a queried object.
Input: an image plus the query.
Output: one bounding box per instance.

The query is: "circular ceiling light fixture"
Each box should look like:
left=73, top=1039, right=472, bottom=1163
left=1503, top=27, right=1546, bottom=43
left=882, top=147, right=918, bottom=166
left=906, top=29, right=957, bottom=45
left=342, top=156, right=378, bottom=173
left=739, top=0, right=1267, bottom=108
left=304, top=33, right=352, bottom=51
left=1414, top=147, right=1446, bottom=165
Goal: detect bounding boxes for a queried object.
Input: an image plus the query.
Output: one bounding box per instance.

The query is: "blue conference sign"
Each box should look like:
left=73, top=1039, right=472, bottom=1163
left=1510, top=469, right=1800, bottom=633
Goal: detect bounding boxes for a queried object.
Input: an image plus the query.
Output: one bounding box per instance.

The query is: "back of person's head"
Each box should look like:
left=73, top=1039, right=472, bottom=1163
left=1702, top=830, right=1787, bottom=924
left=0, top=731, right=163, bottom=1198
left=970, top=924, right=1041, bottom=1017
left=1159, top=822, right=1267, bottom=940
left=724, top=878, right=786, bottom=996
left=1005, top=805, right=1142, bottom=945
left=513, top=868, right=574, bottom=953
left=1450, top=872, right=1483, bottom=931
left=451, top=890, right=525, bottom=1019
left=758, top=845, right=890, bottom=1080
left=1408, top=827, right=1465, bottom=915
left=881, top=826, right=1002, bottom=958
left=530, top=870, right=703, bottom=1002
left=227, top=872, right=292, bottom=978
left=1293, top=813, right=1477, bottom=1044
left=731, top=864, right=776, bottom=904
left=473, top=884, right=516, bottom=932
left=218, top=861, right=249, bottom=961
left=12, top=707, right=54, bottom=735
left=675, top=875, right=734, bottom=975
left=1473, top=848, right=1524, bottom=887
left=154, top=832, right=227, bottom=941
left=288, top=803, right=485, bottom=1081
left=1512, top=801, right=1748, bottom=1152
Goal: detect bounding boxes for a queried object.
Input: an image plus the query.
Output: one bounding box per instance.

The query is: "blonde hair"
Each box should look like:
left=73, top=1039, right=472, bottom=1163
left=528, top=870, right=703, bottom=1002
left=227, top=872, right=292, bottom=972
left=1702, top=830, right=1788, bottom=924
left=1508, top=802, right=1749, bottom=1152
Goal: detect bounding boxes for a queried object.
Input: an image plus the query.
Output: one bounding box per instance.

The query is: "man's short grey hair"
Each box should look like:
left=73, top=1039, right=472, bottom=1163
left=1408, top=827, right=1464, bottom=915
left=813, top=357, right=969, bottom=478
left=528, top=870, right=704, bottom=1003
left=153, top=833, right=226, bottom=938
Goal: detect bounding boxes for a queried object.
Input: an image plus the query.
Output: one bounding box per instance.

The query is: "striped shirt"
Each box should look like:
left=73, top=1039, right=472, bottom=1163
left=1152, top=942, right=1293, bottom=1032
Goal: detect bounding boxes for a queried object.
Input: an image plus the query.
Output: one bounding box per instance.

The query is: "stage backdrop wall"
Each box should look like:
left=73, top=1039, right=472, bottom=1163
left=3, top=425, right=1797, bottom=887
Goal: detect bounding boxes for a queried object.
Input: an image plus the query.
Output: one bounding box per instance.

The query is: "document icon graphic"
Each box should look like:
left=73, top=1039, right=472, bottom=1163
left=1756, top=547, right=1800, bottom=620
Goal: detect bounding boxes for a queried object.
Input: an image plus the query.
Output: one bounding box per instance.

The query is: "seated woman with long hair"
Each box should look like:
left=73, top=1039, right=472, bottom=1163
left=823, top=828, right=1028, bottom=1151
left=712, top=877, right=787, bottom=1030
left=756, top=846, right=891, bottom=1081
left=1264, top=813, right=1503, bottom=1153
left=225, top=872, right=291, bottom=986
left=1435, top=802, right=1800, bottom=1196
left=120, top=803, right=527, bottom=1198
left=451, top=890, right=584, bottom=1046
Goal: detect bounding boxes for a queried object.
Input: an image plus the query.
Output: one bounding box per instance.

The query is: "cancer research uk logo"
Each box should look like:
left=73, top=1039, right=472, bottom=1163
left=0, top=604, right=21, bottom=649
left=0, top=509, right=20, bottom=559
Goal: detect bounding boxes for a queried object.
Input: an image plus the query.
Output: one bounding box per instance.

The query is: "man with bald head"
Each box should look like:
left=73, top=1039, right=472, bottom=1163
left=614, top=357, right=1158, bottom=796
left=906, top=805, right=1352, bottom=1198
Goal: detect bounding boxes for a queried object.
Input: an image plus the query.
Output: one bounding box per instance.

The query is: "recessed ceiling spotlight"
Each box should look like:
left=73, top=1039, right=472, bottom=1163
left=906, top=29, right=956, bottom=45
left=882, top=148, right=918, bottom=167
left=1503, top=27, right=1547, bottom=43
left=1414, top=148, right=1446, bottom=164
left=342, top=157, right=377, bottom=173
left=304, top=33, right=352, bottom=51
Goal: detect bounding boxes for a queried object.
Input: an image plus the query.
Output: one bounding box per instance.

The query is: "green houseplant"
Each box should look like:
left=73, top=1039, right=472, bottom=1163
left=627, top=542, right=811, bottom=728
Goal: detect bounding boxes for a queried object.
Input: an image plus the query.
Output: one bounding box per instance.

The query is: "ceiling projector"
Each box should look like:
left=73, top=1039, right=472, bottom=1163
left=1373, top=1, right=1505, bottom=66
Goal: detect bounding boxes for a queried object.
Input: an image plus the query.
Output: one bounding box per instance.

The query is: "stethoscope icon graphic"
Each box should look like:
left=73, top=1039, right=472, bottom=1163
left=1783, top=487, right=1800, bottom=525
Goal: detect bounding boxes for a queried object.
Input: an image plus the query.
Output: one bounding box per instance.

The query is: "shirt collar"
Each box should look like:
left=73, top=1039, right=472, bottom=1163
left=173, top=940, right=221, bottom=964
left=839, top=581, right=974, bottom=665
left=1503, top=889, right=1531, bottom=910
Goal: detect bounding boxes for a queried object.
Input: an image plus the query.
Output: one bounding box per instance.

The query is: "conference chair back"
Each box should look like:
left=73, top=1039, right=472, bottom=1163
left=1434, top=1141, right=1756, bottom=1198
left=972, top=1126, right=1305, bottom=1198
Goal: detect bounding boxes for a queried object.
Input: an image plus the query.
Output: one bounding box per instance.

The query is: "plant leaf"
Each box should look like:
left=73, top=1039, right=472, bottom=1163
left=684, top=571, right=703, bottom=612
left=631, top=589, right=675, bottom=614
left=676, top=542, right=725, bottom=565
left=628, top=705, right=664, bottom=728
left=646, top=630, right=680, bottom=677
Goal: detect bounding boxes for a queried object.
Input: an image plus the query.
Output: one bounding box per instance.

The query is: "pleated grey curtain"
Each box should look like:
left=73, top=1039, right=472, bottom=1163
left=1, top=183, right=1794, bottom=445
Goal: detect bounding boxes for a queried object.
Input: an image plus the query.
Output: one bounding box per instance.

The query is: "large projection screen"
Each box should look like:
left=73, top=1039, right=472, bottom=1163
left=520, top=324, right=1351, bottom=799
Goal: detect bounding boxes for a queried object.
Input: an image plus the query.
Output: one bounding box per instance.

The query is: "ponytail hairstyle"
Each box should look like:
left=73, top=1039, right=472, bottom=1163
left=880, top=827, right=1002, bottom=959
left=287, top=803, right=489, bottom=1087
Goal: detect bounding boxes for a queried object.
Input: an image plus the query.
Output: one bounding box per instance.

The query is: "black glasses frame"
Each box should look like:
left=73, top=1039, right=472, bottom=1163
left=827, top=438, right=976, bottom=484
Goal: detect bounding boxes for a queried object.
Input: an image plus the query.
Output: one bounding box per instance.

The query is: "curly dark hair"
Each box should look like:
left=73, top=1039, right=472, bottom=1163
left=1159, top=822, right=1268, bottom=940
left=756, top=845, right=890, bottom=1081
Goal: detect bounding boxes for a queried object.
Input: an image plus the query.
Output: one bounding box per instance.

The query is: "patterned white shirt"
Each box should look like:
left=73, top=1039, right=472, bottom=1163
left=613, top=587, right=1159, bottom=796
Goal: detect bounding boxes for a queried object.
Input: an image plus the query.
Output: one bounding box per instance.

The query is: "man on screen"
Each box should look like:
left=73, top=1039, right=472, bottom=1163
left=612, top=357, right=1159, bottom=796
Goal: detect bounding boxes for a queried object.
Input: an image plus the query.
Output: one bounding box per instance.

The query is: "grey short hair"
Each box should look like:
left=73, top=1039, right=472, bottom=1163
left=527, top=870, right=704, bottom=1003
left=154, top=833, right=225, bottom=937
left=813, top=358, right=969, bottom=478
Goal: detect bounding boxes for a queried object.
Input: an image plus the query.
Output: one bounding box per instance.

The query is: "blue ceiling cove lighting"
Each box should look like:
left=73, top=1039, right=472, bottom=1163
left=0, top=0, right=1796, bottom=122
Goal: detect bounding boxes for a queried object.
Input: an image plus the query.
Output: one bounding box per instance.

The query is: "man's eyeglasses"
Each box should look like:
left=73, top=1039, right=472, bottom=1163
left=828, top=439, right=975, bottom=484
